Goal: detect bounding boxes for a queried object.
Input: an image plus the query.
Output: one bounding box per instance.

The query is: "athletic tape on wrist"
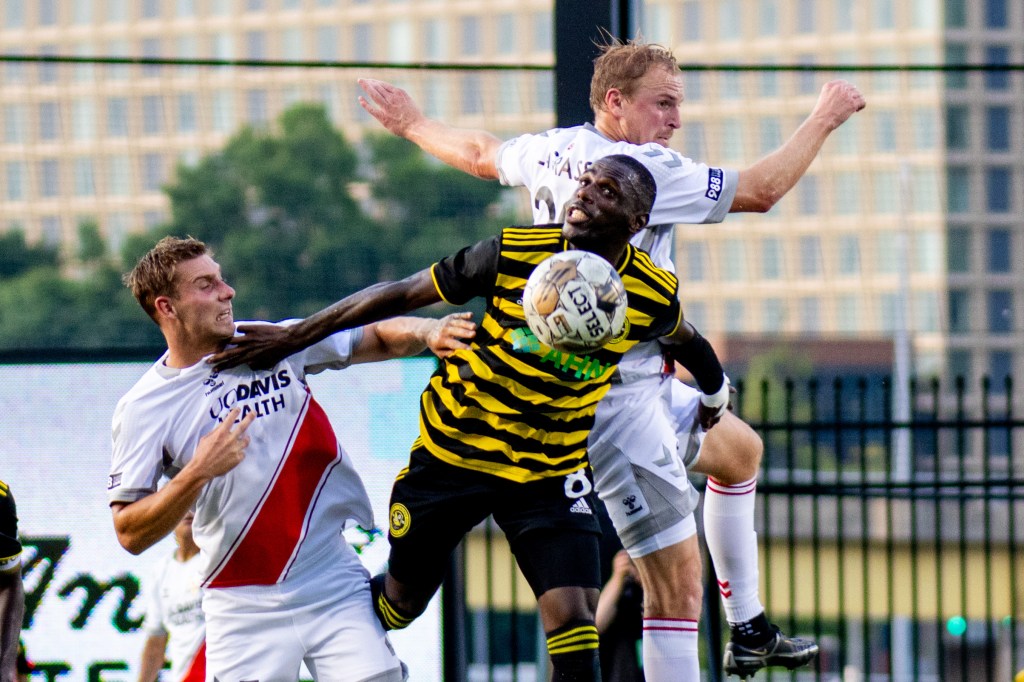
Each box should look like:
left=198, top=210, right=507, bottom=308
left=700, top=375, right=731, bottom=411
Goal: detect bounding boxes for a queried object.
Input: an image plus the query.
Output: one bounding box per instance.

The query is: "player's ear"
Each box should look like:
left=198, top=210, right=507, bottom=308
left=154, top=295, right=176, bottom=320
left=630, top=213, right=650, bottom=234
left=604, top=88, right=624, bottom=114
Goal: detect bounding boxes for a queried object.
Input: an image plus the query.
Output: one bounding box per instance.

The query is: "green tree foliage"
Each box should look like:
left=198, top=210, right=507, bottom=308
left=0, top=103, right=514, bottom=350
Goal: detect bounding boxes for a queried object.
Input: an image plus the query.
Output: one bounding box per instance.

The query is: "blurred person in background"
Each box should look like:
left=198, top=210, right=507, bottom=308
left=0, top=480, right=24, bottom=682
left=597, top=550, right=644, bottom=681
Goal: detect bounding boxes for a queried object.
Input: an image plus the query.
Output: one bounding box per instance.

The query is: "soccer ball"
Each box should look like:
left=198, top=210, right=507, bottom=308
left=522, top=250, right=628, bottom=353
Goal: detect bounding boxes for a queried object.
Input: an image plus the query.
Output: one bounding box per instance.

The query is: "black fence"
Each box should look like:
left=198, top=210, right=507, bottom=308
left=449, top=377, right=1024, bottom=682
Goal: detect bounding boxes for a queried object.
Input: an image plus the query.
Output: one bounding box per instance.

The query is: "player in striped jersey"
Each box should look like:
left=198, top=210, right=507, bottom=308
left=0, top=480, right=24, bottom=682
left=212, top=155, right=731, bottom=682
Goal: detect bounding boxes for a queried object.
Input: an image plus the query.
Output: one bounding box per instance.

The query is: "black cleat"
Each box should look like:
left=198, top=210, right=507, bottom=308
left=722, top=625, right=819, bottom=679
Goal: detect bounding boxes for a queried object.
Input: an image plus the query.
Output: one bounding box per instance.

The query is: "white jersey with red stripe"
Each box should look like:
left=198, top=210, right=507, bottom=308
left=141, top=552, right=206, bottom=682
left=495, top=123, right=739, bottom=390
left=108, top=324, right=373, bottom=591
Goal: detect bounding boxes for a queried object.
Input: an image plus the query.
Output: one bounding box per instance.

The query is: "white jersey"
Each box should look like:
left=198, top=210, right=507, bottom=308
left=496, top=124, right=739, bottom=388
left=108, top=325, right=374, bottom=591
left=142, top=552, right=206, bottom=682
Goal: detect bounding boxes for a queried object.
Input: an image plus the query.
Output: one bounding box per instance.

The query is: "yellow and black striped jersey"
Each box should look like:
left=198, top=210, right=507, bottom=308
left=0, top=479, right=21, bottom=573
left=422, top=225, right=682, bottom=483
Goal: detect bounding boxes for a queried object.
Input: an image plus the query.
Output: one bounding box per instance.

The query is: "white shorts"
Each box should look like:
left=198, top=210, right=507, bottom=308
left=589, top=377, right=704, bottom=558
left=203, top=566, right=406, bottom=682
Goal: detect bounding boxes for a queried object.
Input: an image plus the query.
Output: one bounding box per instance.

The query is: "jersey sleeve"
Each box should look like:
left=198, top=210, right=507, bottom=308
left=494, top=133, right=536, bottom=188
left=630, top=145, right=738, bottom=226
left=108, top=398, right=167, bottom=506
left=430, top=235, right=501, bottom=306
left=0, top=481, right=21, bottom=574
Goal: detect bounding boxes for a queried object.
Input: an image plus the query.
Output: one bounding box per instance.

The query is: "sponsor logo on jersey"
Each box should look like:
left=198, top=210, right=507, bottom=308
left=705, top=167, right=724, bottom=201
left=507, top=327, right=613, bottom=380
left=389, top=503, right=411, bottom=538
left=209, top=369, right=293, bottom=420
left=622, top=494, right=644, bottom=517
left=107, top=473, right=122, bottom=490
left=203, top=370, right=224, bottom=396
left=569, top=498, right=592, bottom=515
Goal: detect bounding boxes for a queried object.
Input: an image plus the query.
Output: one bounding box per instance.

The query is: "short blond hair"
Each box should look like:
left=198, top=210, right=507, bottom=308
left=589, top=38, right=679, bottom=114
left=123, top=236, right=209, bottom=322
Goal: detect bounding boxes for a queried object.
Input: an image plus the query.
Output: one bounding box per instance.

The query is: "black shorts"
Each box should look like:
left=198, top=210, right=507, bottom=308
left=386, top=446, right=602, bottom=598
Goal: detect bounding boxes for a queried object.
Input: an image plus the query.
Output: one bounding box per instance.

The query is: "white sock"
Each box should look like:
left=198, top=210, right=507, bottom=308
left=704, top=477, right=765, bottom=624
left=642, top=618, right=700, bottom=682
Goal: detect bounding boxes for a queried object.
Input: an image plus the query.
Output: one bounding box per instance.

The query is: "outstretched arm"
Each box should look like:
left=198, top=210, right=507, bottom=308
left=731, top=79, right=865, bottom=213
left=358, top=78, right=502, bottom=180
left=354, top=312, right=477, bottom=364
left=212, top=269, right=442, bottom=371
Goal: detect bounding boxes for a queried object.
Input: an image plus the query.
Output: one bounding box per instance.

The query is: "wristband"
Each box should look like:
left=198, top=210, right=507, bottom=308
left=700, top=375, right=731, bottom=414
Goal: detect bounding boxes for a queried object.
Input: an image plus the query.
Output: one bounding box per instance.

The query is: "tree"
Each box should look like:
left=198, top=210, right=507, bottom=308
left=0, top=229, right=59, bottom=279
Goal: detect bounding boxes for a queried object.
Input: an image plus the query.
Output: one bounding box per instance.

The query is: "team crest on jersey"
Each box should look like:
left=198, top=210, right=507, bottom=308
left=389, top=503, right=411, bottom=538
left=609, top=318, right=630, bottom=345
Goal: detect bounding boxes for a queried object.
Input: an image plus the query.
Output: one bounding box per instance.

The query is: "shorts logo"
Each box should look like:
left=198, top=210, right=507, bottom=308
left=389, top=503, right=412, bottom=538
left=569, top=498, right=592, bottom=515
left=622, top=494, right=644, bottom=517
left=107, top=473, right=122, bottom=490
left=706, top=168, right=723, bottom=201
left=563, top=470, right=592, bottom=499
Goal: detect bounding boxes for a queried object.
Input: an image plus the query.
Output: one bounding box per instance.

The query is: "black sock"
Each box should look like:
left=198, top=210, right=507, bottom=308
left=546, top=620, right=601, bottom=681
left=730, top=611, right=773, bottom=647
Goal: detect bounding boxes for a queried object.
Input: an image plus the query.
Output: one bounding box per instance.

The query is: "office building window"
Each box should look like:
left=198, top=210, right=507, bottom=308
left=872, top=0, right=895, bottom=28
left=945, top=105, right=970, bottom=150
left=914, top=292, right=939, bottom=333
left=643, top=5, right=673, bottom=45
left=912, top=167, right=939, bottom=212
left=387, top=20, right=413, bottom=62
left=721, top=118, right=744, bottom=162
left=461, top=74, right=483, bottom=115
left=944, top=0, right=966, bottom=27
left=945, top=44, right=967, bottom=89
left=759, top=0, right=779, bottom=36
left=141, top=37, right=162, bottom=77
left=988, top=290, right=1013, bottom=333
left=39, top=102, right=61, bottom=141
left=761, top=237, right=783, bottom=279
left=724, top=299, right=746, bottom=333
left=837, top=235, right=861, bottom=276
left=423, top=19, right=447, bottom=60
left=682, top=1, right=701, bottom=41
left=213, top=92, right=233, bottom=132
left=989, top=350, right=1013, bottom=385
left=40, top=0, right=59, bottom=25
left=876, top=231, right=899, bottom=274
left=5, top=0, right=25, bottom=28
left=984, top=46, right=1010, bottom=90
left=946, top=166, right=970, bottom=213
left=835, top=0, right=854, bottom=31
left=5, top=162, right=26, bottom=200
left=683, top=71, right=702, bottom=102
left=142, top=153, right=165, bottom=192
left=246, top=90, right=269, bottom=126
left=686, top=302, right=707, bottom=331
left=875, top=110, right=897, bottom=151
left=3, top=104, right=27, bottom=143
left=835, top=171, right=861, bottom=215
left=41, top=216, right=63, bottom=245
left=949, top=349, right=971, bottom=383
left=282, top=28, right=302, bottom=60
left=246, top=31, right=267, bottom=60
left=763, top=299, right=785, bottom=332
left=316, top=27, right=337, bottom=60
left=759, top=117, right=782, bottom=155
left=880, top=293, right=900, bottom=332
left=354, top=23, right=373, bottom=61
left=496, top=73, right=519, bottom=116
left=799, top=297, right=820, bottom=333
left=986, top=228, right=1012, bottom=273
left=683, top=122, right=706, bottom=160
left=796, top=0, right=815, bottom=33
left=948, top=289, right=971, bottom=333
left=496, top=14, right=516, bottom=55
left=684, top=242, right=707, bottom=282
left=914, top=230, right=940, bottom=274
left=760, top=68, right=778, bottom=97
left=531, top=12, right=551, bottom=52
left=837, top=294, right=860, bottom=332
left=142, top=0, right=160, bottom=18
left=947, top=227, right=971, bottom=273
left=722, top=239, right=747, bottom=281
left=799, top=236, right=822, bottom=277
left=873, top=170, right=898, bottom=214
left=799, top=176, right=819, bottom=215
left=107, top=155, right=131, bottom=196
left=986, top=167, right=1012, bottom=213
left=247, top=0, right=266, bottom=10
left=178, top=93, right=197, bottom=132
left=177, top=0, right=196, bottom=17
left=984, top=0, right=1008, bottom=28
left=912, top=108, right=937, bottom=150
left=797, top=54, right=817, bottom=94
left=142, top=95, right=164, bottom=135
left=40, top=159, right=60, bottom=197
left=71, top=100, right=95, bottom=141
left=912, top=0, right=938, bottom=28
left=986, top=106, right=1011, bottom=151
left=719, top=0, right=741, bottom=39
left=73, top=158, right=95, bottom=197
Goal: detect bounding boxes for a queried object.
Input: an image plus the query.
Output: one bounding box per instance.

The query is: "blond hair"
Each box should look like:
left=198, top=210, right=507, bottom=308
left=589, top=38, right=678, bottom=114
left=123, top=236, right=209, bottom=322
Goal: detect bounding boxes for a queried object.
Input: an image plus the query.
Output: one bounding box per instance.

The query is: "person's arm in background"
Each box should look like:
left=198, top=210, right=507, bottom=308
left=0, top=572, right=24, bottom=682
left=358, top=79, right=501, bottom=180
left=596, top=550, right=637, bottom=634
left=730, top=80, right=865, bottom=212
left=136, top=632, right=169, bottom=682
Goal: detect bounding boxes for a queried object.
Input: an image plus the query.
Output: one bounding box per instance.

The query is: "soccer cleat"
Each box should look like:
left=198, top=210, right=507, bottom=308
left=722, top=625, right=819, bottom=679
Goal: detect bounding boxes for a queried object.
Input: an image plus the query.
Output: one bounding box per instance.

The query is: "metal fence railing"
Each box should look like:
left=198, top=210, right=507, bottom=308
left=449, top=377, right=1024, bottom=682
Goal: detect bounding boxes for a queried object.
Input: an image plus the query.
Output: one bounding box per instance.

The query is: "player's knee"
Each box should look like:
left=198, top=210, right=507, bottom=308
left=642, top=566, right=703, bottom=619
left=546, top=619, right=600, bottom=682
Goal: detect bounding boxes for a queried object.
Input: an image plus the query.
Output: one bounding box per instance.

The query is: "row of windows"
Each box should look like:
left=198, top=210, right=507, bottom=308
left=4, top=154, right=168, bottom=199
left=946, top=104, right=1019, bottom=152
left=948, top=350, right=1016, bottom=388
left=945, top=45, right=1018, bottom=91
left=947, top=166, right=1017, bottom=214
left=651, top=0, right=1018, bottom=43
left=947, top=226, right=1017, bottom=274
left=688, top=289, right=1019, bottom=337
left=6, top=210, right=164, bottom=249
left=683, top=231, right=942, bottom=284
left=0, top=15, right=552, bottom=63
left=0, top=75, right=553, bottom=144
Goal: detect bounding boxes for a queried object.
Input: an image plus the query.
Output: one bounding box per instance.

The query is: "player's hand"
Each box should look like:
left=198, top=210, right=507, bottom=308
left=191, top=408, right=255, bottom=480
left=209, top=323, right=297, bottom=372
left=358, top=78, right=425, bottom=138
left=426, top=312, right=476, bottom=358
left=813, top=80, right=866, bottom=130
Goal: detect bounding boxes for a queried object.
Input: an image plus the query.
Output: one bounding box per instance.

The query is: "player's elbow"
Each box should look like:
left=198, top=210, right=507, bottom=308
left=115, top=530, right=150, bottom=555
left=733, top=188, right=780, bottom=213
